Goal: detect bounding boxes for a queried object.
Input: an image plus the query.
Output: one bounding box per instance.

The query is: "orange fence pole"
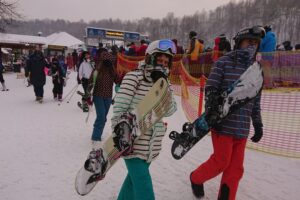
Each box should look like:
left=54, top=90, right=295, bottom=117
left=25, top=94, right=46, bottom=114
left=198, top=75, right=205, bottom=117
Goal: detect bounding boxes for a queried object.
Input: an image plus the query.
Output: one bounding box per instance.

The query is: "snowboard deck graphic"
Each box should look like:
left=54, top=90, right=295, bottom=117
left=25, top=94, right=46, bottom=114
left=75, top=78, right=172, bottom=195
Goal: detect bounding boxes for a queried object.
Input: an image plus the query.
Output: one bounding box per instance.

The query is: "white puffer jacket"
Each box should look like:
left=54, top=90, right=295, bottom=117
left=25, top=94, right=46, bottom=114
left=111, top=62, right=177, bottom=162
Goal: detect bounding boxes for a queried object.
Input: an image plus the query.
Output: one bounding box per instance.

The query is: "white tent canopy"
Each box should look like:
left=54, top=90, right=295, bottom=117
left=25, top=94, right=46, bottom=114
left=46, top=32, right=83, bottom=49
left=0, top=33, right=46, bottom=47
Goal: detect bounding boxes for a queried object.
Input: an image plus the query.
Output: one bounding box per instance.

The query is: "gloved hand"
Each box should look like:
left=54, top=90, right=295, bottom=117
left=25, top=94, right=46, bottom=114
left=77, top=75, right=81, bottom=84
left=115, top=84, right=120, bottom=93
left=86, top=97, right=93, bottom=106
left=205, top=110, right=219, bottom=127
left=251, top=125, right=263, bottom=143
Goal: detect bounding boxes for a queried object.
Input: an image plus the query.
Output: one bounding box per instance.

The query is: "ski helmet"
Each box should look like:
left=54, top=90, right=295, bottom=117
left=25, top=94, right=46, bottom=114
left=145, top=39, right=176, bottom=67
left=143, top=40, right=176, bottom=82
left=145, top=39, right=176, bottom=57
left=233, top=26, right=266, bottom=49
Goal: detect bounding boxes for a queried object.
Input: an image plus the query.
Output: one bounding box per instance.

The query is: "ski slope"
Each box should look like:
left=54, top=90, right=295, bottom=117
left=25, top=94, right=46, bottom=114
left=0, top=71, right=299, bottom=200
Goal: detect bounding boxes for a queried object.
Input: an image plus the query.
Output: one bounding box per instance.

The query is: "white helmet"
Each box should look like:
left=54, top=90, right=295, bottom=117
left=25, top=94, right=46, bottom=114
left=145, top=39, right=177, bottom=57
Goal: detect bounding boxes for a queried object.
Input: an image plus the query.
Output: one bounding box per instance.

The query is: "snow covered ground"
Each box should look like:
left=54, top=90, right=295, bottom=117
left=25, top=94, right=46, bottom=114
left=1, top=71, right=299, bottom=200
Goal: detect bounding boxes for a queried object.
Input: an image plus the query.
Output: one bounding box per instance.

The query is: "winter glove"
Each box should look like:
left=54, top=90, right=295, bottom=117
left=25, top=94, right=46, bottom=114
left=204, top=88, right=220, bottom=127
left=86, top=97, right=93, bottom=106
left=251, top=125, right=263, bottom=143
left=63, top=78, right=66, bottom=87
left=115, top=84, right=120, bottom=93
left=205, top=111, right=219, bottom=127
left=77, top=74, right=81, bottom=84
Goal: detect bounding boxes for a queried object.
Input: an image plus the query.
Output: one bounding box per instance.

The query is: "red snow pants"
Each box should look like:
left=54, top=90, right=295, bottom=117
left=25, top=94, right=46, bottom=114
left=191, top=130, right=247, bottom=200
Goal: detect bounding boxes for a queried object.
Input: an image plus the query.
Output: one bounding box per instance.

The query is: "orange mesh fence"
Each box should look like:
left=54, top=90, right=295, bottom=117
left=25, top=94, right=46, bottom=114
left=260, top=51, right=300, bottom=88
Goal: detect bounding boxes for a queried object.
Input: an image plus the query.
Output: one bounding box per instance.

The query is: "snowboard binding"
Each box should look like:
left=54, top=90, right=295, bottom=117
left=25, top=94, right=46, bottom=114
left=84, top=148, right=108, bottom=181
left=169, top=119, right=210, bottom=160
left=113, top=112, right=138, bottom=156
left=169, top=122, right=199, bottom=147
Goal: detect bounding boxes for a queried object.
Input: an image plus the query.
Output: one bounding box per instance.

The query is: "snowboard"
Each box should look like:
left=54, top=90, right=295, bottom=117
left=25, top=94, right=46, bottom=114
left=77, top=101, right=89, bottom=112
left=169, top=61, right=264, bottom=160
left=77, top=91, right=89, bottom=112
left=75, top=77, right=173, bottom=195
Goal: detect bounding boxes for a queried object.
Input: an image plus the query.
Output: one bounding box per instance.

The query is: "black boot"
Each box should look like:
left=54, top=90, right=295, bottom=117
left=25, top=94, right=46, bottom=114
left=190, top=172, right=204, bottom=199
left=218, top=184, right=230, bottom=200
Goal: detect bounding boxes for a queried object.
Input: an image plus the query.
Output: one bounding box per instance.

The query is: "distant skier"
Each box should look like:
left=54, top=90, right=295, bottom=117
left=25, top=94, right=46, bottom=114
left=189, top=26, right=265, bottom=200
left=111, top=40, right=177, bottom=200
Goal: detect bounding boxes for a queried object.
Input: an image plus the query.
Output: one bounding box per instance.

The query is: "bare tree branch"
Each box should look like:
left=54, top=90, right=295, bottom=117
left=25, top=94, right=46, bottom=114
left=0, top=0, right=21, bottom=32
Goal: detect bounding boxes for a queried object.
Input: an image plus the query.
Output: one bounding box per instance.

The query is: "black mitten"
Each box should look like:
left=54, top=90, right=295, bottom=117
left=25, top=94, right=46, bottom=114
left=77, top=75, right=81, bottom=84
left=204, top=88, right=220, bottom=127
left=150, top=70, right=167, bottom=83
left=205, top=111, right=219, bottom=127
left=251, top=125, right=263, bottom=143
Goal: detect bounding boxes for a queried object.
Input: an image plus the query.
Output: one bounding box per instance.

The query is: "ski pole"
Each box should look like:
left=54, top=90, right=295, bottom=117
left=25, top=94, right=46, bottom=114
left=66, top=84, right=79, bottom=103
left=58, top=84, right=78, bottom=105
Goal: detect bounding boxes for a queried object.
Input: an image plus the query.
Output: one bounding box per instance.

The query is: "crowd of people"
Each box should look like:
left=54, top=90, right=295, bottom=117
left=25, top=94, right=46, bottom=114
left=0, top=24, right=299, bottom=200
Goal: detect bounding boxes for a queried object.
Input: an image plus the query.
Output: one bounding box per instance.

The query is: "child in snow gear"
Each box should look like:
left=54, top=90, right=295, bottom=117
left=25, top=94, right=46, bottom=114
left=187, top=26, right=265, bottom=200
left=78, top=51, right=94, bottom=112
left=51, top=58, right=66, bottom=101
left=112, top=39, right=177, bottom=200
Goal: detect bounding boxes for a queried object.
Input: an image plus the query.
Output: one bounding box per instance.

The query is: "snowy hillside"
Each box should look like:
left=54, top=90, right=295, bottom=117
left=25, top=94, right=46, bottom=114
left=0, top=71, right=299, bottom=200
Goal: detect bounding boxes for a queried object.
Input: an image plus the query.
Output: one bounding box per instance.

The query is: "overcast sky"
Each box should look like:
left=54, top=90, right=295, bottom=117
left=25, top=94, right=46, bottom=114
left=17, top=0, right=238, bottom=22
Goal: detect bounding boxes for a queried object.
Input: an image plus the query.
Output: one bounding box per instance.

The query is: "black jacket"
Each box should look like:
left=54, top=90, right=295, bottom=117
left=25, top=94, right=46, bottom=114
left=26, top=51, right=49, bottom=86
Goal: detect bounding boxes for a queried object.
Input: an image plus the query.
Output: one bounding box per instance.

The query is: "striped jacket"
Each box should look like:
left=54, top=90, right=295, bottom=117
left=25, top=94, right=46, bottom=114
left=111, top=62, right=177, bottom=162
left=205, top=50, right=263, bottom=138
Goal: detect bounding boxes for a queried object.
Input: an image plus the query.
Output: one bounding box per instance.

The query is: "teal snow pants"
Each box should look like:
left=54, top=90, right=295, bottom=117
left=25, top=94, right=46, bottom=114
left=117, top=158, right=155, bottom=200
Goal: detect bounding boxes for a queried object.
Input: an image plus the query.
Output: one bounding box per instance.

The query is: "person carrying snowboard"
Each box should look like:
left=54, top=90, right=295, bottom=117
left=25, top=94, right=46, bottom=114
left=189, top=26, right=265, bottom=200
left=111, top=39, right=177, bottom=200
left=78, top=51, right=94, bottom=112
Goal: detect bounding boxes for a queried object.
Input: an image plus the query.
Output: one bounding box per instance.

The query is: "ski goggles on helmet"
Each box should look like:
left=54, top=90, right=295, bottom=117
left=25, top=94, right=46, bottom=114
left=234, top=26, right=266, bottom=41
left=157, top=39, right=177, bottom=55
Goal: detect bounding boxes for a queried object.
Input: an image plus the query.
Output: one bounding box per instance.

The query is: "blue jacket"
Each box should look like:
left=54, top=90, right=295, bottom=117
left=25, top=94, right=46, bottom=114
left=259, top=31, right=276, bottom=52
left=205, top=50, right=263, bottom=138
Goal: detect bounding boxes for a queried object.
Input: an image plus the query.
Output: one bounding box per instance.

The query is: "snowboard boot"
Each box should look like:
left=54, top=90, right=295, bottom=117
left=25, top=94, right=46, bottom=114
left=38, top=97, right=43, bottom=103
left=53, top=93, right=58, bottom=101
left=1, top=82, right=8, bottom=91
left=190, top=172, right=204, bottom=199
left=82, top=102, right=89, bottom=112
left=36, top=96, right=43, bottom=103
left=58, top=94, right=62, bottom=102
left=218, top=184, right=230, bottom=200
